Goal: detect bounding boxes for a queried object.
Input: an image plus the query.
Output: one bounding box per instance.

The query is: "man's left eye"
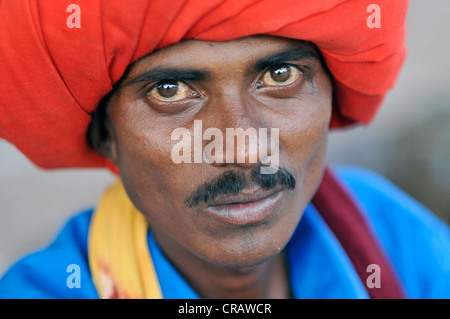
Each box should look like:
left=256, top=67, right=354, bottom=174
left=261, top=65, right=303, bottom=87
left=148, top=80, right=192, bottom=102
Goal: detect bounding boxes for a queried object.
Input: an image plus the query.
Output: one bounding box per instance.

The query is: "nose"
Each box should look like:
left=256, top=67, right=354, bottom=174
left=203, top=93, right=268, bottom=169
left=223, top=127, right=259, bottom=167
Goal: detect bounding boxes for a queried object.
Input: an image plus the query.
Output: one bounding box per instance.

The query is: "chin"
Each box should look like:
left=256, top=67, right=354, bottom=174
left=190, top=193, right=304, bottom=270
left=205, top=247, right=284, bottom=270
left=197, top=223, right=295, bottom=270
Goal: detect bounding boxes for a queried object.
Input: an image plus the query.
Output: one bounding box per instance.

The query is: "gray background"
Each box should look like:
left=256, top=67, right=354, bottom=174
left=1, top=1, right=449, bottom=277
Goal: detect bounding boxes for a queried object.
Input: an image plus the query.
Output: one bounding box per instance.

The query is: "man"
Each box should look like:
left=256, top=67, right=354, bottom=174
left=0, top=0, right=449, bottom=299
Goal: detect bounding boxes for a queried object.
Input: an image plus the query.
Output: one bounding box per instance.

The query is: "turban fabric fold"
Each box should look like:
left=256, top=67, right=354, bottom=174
left=0, top=0, right=408, bottom=169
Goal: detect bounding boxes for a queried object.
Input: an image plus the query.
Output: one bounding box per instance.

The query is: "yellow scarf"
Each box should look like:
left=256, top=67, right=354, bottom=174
left=88, top=179, right=162, bottom=299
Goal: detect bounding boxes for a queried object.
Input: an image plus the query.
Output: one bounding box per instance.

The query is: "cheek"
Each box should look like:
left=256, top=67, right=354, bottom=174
left=109, top=100, right=189, bottom=220
left=276, top=73, right=332, bottom=205
left=278, top=73, right=332, bottom=172
left=283, top=100, right=330, bottom=173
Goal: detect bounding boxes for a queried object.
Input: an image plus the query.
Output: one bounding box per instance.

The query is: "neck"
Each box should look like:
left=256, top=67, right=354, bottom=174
left=150, top=227, right=291, bottom=299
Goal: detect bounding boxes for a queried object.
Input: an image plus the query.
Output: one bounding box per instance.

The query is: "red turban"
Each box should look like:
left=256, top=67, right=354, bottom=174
left=0, top=0, right=408, bottom=169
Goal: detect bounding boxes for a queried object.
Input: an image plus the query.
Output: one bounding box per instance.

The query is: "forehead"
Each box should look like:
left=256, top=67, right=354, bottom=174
left=121, top=35, right=318, bottom=83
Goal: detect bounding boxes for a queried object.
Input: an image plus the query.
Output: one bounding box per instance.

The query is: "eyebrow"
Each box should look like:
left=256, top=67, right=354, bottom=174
left=126, top=67, right=211, bottom=87
left=254, top=46, right=319, bottom=71
left=125, top=45, right=319, bottom=87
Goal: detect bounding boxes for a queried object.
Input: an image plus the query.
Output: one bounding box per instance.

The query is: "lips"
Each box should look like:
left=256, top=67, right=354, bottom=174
left=204, top=187, right=284, bottom=226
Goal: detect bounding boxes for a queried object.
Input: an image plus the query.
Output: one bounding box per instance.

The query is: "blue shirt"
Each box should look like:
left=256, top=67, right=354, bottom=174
left=1, top=166, right=449, bottom=298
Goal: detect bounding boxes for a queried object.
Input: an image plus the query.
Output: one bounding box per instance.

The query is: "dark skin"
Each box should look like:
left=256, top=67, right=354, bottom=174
left=99, top=35, right=332, bottom=298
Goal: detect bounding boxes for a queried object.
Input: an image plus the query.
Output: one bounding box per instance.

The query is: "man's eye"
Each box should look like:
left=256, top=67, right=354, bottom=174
left=261, top=65, right=303, bottom=87
left=148, top=80, right=192, bottom=102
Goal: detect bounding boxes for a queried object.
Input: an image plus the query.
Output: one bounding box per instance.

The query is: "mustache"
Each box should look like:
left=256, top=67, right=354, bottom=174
left=185, top=164, right=296, bottom=208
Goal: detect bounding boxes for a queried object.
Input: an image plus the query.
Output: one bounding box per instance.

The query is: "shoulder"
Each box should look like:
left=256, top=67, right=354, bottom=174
left=332, top=165, right=450, bottom=298
left=0, top=209, right=98, bottom=299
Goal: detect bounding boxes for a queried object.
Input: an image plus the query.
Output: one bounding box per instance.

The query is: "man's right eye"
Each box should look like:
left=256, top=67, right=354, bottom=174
left=147, top=80, right=193, bottom=102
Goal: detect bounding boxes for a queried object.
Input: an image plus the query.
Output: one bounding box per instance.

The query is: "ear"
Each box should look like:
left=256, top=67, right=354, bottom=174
left=104, top=117, right=119, bottom=165
left=101, top=118, right=120, bottom=175
left=86, top=100, right=119, bottom=165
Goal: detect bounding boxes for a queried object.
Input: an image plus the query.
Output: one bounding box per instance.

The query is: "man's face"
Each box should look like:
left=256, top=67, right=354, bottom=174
left=106, top=35, right=332, bottom=268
